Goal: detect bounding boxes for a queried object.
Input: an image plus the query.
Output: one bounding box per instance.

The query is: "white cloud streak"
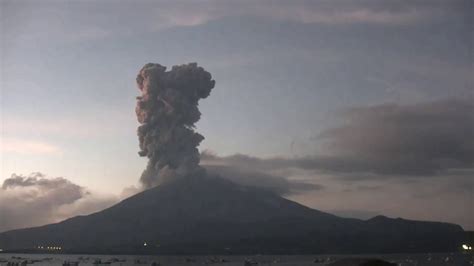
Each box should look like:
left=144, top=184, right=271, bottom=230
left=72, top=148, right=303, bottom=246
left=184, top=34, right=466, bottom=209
left=1, top=138, right=62, bottom=155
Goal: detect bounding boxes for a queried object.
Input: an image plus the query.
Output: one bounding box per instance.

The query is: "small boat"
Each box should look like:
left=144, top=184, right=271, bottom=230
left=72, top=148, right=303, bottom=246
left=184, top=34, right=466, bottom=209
left=63, top=261, right=79, bottom=266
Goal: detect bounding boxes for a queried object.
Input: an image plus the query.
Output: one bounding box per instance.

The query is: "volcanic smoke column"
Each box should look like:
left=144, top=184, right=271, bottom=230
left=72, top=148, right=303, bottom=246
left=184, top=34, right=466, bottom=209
left=135, top=63, right=215, bottom=188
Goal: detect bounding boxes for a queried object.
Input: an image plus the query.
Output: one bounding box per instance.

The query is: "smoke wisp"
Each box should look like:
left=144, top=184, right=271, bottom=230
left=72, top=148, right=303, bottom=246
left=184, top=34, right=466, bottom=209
left=136, top=63, right=215, bottom=188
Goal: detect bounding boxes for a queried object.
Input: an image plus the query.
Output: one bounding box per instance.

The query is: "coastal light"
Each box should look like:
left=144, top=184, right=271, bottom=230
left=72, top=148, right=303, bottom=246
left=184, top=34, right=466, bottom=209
left=143, top=242, right=147, bottom=246
left=462, top=244, right=472, bottom=250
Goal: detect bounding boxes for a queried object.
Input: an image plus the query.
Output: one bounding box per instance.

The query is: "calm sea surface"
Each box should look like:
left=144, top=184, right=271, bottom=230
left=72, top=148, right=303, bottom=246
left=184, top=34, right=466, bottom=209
left=0, top=253, right=473, bottom=266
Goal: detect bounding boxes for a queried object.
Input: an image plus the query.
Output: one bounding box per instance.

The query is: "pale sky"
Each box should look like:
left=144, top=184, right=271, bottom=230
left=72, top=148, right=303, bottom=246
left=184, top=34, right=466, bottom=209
left=1, top=0, right=473, bottom=231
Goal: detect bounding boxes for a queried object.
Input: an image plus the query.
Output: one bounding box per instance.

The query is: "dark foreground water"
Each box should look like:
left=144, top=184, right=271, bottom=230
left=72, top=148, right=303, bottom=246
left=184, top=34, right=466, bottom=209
left=0, top=253, right=473, bottom=266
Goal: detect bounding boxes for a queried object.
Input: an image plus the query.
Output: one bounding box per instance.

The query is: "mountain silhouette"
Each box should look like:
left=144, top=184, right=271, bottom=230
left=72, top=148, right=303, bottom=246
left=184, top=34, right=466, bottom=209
left=0, top=174, right=464, bottom=254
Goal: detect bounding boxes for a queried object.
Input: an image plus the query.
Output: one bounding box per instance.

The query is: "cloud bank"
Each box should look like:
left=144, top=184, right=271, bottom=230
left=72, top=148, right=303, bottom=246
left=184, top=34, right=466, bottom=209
left=203, top=98, right=474, bottom=179
left=0, top=173, right=118, bottom=233
left=318, top=98, right=474, bottom=176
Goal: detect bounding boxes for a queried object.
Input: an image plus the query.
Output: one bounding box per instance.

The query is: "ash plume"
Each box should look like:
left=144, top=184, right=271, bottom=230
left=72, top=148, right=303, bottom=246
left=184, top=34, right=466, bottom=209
left=135, top=63, right=215, bottom=188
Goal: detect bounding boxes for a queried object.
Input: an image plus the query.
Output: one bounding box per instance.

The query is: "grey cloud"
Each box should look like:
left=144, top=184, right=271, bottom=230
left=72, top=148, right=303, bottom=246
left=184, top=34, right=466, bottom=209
left=201, top=151, right=317, bottom=171
left=201, top=151, right=387, bottom=177
left=153, top=0, right=465, bottom=27
left=203, top=165, right=323, bottom=195
left=342, top=185, right=384, bottom=193
left=4, top=0, right=464, bottom=47
left=0, top=173, right=117, bottom=233
left=2, top=172, right=81, bottom=192
left=202, top=98, right=474, bottom=178
left=318, top=98, right=474, bottom=176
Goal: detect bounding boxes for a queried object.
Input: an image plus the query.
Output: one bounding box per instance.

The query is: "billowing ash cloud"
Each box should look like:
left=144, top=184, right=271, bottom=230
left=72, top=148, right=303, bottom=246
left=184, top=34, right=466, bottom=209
left=0, top=173, right=116, bottom=233
left=135, top=63, right=215, bottom=188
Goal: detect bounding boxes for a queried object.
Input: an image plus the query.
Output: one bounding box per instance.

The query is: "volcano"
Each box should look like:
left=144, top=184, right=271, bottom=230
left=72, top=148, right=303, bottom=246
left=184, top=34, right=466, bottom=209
left=0, top=174, right=464, bottom=254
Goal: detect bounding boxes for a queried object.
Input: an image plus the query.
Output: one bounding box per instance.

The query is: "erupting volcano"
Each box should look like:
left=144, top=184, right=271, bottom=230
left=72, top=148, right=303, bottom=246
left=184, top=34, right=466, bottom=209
left=135, top=63, right=215, bottom=188
left=0, top=63, right=465, bottom=254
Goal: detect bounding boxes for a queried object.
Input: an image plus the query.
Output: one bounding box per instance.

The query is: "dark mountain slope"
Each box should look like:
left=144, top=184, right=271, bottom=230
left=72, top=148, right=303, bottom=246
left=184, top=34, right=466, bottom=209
left=0, top=174, right=464, bottom=254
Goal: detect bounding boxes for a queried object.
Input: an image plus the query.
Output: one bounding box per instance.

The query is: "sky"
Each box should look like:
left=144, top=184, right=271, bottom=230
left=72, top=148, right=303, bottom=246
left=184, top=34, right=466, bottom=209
left=0, top=0, right=473, bottom=232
